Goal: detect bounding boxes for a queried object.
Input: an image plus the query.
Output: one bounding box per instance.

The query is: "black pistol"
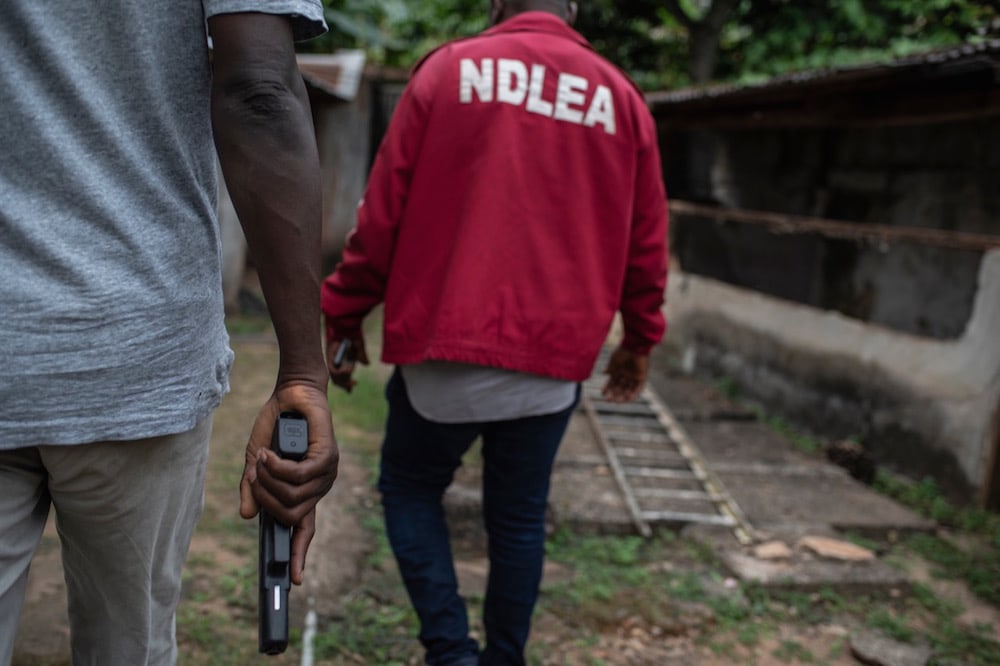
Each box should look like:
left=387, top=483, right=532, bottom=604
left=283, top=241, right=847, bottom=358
left=332, top=338, right=352, bottom=368
left=258, top=411, right=309, bottom=655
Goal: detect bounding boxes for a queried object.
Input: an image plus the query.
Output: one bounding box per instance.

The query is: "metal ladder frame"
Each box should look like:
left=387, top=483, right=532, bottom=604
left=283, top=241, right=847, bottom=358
left=581, top=380, right=755, bottom=545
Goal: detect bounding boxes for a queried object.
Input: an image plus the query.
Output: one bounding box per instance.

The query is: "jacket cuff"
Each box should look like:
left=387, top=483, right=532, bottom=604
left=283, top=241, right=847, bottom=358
left=324, top=318, right=362, bottom=344
left=620, top=333, right=654, bottom=357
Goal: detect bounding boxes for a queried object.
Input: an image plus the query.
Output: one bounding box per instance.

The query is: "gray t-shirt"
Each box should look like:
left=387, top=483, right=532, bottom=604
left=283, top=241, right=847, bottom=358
left=0, top=0, right=325, bottom=448
left=401, top=362, right=577, bottom=423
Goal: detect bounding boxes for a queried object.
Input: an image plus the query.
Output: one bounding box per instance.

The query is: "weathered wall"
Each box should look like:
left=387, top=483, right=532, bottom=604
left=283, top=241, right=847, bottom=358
left=670, top=119, right=1000, bottom=340
left=705, top=119, right=1000, bottom=231
left=310, top=83, right=371, bottom=263
left=664, top=249, right=1000, bottom=503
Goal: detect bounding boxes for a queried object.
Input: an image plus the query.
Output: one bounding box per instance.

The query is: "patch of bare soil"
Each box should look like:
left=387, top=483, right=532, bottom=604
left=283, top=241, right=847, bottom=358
left=13, top=337, right=1000, bottom=666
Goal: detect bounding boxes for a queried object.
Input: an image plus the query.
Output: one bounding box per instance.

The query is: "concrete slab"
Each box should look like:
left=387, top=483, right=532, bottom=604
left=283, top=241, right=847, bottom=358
left=447, top=353, right=933, bottom=554
left=647, top=357, right=755, bottom=421
left=682, top=420, right=830, bottom=468
left=721, top=551, right=911, bottom=593
left=849, top=631, right=933, bottom=666
left=551, top=413, right=636, bottom=533
left=714, top=467, right=933, bottom=537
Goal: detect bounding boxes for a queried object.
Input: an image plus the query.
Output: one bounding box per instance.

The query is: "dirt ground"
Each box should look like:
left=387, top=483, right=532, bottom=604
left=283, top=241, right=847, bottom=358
left=11, top=336, right=1000, bottom=665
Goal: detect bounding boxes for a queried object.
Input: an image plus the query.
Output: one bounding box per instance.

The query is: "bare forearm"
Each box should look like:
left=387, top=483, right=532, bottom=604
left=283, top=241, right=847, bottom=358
left=210, top=15, right=326, bottom=386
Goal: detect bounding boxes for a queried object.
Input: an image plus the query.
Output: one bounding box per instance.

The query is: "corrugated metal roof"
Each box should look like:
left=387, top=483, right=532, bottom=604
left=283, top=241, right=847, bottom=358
left=647, top=39, right=1000, bottom=108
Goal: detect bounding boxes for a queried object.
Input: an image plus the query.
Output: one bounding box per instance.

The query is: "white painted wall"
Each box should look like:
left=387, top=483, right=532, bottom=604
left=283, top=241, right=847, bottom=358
left=664, top=249, right=1000, bottom=498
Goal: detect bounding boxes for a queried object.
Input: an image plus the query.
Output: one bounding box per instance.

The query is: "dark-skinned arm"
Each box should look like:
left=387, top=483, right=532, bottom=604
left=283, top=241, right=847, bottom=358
left=209, top=13, right=338, bottom=585
left=321, top=49, right=440, bottom=391
left=603, top=112, right=669, bottom=403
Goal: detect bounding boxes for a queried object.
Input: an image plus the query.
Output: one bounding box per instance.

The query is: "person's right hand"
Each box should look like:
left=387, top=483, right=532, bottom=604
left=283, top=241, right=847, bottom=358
left=239, top=380, right=339, bottom=585
left=326, top=336, right=369, bottom=392
left=602, top=347, right=649, bottom=403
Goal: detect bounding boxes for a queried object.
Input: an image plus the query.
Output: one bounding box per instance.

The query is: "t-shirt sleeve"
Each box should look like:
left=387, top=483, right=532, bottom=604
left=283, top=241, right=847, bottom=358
left=203, top=0, right=327, bottom=41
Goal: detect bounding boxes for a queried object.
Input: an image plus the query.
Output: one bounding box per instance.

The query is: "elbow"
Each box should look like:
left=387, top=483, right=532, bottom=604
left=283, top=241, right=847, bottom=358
left=216, top=74, right=301, bottom=124
left=213, top=59, right=308, bottom=127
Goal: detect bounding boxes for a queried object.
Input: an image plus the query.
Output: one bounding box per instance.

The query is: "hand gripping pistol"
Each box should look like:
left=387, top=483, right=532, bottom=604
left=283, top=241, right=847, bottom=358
left=258, top=411, right=308, bottom=655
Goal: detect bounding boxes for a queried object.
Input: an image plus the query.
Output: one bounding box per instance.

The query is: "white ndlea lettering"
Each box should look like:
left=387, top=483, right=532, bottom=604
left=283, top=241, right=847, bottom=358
left=497, top=58, right=528, bottom=105
left=553, top=73, right=587, bottom=123
left=460, top=58, right=493, bottom=103
left=459, top=57, right=616, bottom=135
left=526, top=63, right=553, bottom=116
left=583, top=85, right=616, bottom=134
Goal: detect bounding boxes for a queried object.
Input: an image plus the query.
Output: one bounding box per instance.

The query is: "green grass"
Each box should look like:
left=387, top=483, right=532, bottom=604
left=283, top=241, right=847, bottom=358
left=544, top=530, right=652, bottom=604
left=866, top=607, right=917, bottom=643
left=700, top=368, right=1000, bottom=662
left=758, top=412, right=823, bottom=454
left=328, top=363, right=389, bottom=436
left=773, top=639, right=815, bottom=663
left=875, top=473, right=1000, bottom=607
left=928, top=621, right=1000, bottom=665
left=313, top=594, right=418, bottom=665
left=716, top=376, right=741, bottom=401
left=327, top=313, right=392, bottom=440
left=171, top=340, right=1000, bottom=666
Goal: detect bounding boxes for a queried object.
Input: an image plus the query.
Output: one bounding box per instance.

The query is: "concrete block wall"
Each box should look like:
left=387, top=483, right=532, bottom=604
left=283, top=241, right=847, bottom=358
left=664, top=249, right=1000, bottom=505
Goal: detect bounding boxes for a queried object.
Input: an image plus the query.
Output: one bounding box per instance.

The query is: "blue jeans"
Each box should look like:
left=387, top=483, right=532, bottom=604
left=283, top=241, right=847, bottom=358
left=378, top=370, right=577, bottom=666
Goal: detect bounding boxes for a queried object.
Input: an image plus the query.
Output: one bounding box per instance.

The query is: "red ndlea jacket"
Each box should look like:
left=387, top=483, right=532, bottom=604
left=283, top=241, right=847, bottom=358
left=322, top=12, right=669, bottom=382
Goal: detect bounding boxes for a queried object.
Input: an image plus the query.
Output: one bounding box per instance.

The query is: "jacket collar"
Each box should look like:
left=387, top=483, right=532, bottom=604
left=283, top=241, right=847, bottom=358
left=482, top=11, right=592, bottom=51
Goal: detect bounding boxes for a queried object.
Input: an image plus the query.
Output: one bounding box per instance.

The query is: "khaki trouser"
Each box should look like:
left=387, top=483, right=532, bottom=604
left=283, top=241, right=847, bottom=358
left=0, top=418, right=211, bottom=666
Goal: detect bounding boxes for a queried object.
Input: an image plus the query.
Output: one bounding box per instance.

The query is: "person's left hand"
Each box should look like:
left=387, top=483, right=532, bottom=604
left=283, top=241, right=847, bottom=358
left=602, top=347, right=649, bottom=403
left=239, top=380, right=339, bottom=585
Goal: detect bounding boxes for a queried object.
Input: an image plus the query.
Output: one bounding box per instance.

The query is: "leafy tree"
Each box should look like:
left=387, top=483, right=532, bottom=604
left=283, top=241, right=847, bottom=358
left=725, top=0, right=1000, bottom=82
left=299, top=0, right=999, bottom=88
left=663, top=0, right=741, bottom=83
left=299, top=0, right=486, bottom=65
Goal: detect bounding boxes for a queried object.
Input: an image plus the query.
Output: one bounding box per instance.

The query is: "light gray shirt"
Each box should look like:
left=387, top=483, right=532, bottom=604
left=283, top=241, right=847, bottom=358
left=401, top=362, right=577, bottom=423
left=0, top=0, right=325, bottom=447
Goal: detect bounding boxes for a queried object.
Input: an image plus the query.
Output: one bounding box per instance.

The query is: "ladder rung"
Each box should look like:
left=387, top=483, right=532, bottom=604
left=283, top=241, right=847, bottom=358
left=614, top=450, right=688, bottom=467
left=592, top=402, right=657, bottom=416
left=640, top=510, right=736, bottom=526
left=614, top=446, right=684, bottom=460
left=633, top=488, right=718, bottom=501
left=595, top=415, right=660, bottom=428
left=606, top=431, right=672, bottom=445
left=623, top=466, right=698, bottom=480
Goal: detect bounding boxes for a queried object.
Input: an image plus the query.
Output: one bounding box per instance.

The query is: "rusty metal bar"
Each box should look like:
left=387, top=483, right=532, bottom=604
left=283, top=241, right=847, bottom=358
left=670, top=200, right=1000, bottom=252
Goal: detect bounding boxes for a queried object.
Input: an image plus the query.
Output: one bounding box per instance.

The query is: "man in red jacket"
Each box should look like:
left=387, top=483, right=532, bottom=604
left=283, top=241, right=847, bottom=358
left=322, top=1, right=668, bottom=663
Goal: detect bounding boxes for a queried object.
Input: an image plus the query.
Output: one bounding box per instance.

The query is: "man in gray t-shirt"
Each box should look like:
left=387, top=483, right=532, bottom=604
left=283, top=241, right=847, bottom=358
left=0, top=2, right=339, bottom=663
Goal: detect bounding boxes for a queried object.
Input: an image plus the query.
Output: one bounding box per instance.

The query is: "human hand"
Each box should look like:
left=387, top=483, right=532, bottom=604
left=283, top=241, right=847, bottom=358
left=602, top=347, right=649, bottom=403
left=239, top=381, right=339, bottom=585
left=325, top=336, right=369, bottom=393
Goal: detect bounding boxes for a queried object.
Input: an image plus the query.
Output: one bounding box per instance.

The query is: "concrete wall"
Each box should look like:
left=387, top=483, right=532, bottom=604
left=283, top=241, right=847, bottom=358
left=706, top=119, right=1000, bottom=231
left=311, top=84, right=371, bottom=263
left=664, top=248, right=1000, bottom=503
left=682, top=119, right=1000, bottom=340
